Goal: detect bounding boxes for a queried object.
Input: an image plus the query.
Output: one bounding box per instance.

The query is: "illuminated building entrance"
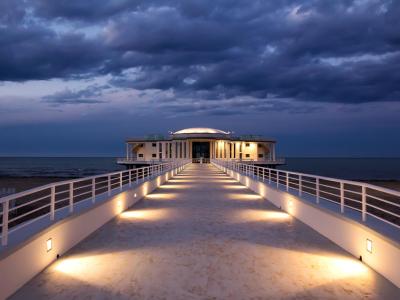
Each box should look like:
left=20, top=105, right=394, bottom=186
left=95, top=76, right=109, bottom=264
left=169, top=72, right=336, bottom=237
left=192, top=142, right=210, bottom=163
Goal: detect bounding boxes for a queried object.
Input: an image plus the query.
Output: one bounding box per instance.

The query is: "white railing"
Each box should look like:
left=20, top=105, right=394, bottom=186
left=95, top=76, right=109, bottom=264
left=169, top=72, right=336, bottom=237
left=0, top=160, right=190, bottom=247
left=212, top=159, right=400, bottom=230
left=230, top=158, right=285, bottom=165
left=117, top=158, right=172, bottom=164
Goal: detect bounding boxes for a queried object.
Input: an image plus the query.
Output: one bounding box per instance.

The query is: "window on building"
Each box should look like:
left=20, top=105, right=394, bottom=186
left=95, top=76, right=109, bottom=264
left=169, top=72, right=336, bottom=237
left=258, top=154, right=263, bottom=158
left=138, top=154, right=144, bottom=158
left=245, top=143, right=250, bottom=147
left=152, top=153, right=156, bottom=158
left=152, top=143, right=157, bottom=147
left=245, top=154, right=250, bottom=158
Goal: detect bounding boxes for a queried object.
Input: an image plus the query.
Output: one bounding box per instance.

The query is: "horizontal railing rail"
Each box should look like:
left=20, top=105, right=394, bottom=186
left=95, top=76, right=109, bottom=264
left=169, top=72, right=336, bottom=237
left=230, top=158, right=286, bottom=165
left=116, top=158, right=173, bottom=164
left=212, top=159, right=400, bottom=230
left=0, top=160, right=190, bottom=247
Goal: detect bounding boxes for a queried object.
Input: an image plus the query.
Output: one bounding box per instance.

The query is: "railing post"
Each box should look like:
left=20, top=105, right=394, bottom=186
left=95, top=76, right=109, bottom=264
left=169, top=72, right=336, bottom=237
left=69, top=182, right=74, bottom=213
left=316, top=178, right=320, bottom=204
left=299, top=175, right=302, bottom=196
left=362, top=186, right=367, bottom=222
left=276, top=171, right=279, bottom=188
left=120, top=172, right=123, bottom=190
left=2, top=201, right=9, bottom=246
left=108, top=175, right=111, bottom=195
left=262, top=168, right=264, bottom=182
left=269, top=169, right=271, bottom=184
left=92, top=178, right=96, bottom=203
left=50, top=186, right=55, bottom=221
left=286, top=173, right=289, bottom=191
left=129, top=170, right=132, bottom=187
left=340, top=182, right=344, bottom=213
left=136, top=169, right=139, bottom=183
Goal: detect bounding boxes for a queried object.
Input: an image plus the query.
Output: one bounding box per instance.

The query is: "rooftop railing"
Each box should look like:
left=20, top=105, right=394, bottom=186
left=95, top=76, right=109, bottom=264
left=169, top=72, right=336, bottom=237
left=0, top=160, right=189, bottom=247
left=212, top=159, right=400, bottom=231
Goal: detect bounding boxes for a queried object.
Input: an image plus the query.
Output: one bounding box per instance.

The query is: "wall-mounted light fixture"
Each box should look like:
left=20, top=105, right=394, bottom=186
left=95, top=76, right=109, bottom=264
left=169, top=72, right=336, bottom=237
left=366, top=239, right=373, bottom=253
left=46, top=238, right=53, bottom=252
left=134, top=193, right=137, bottom=198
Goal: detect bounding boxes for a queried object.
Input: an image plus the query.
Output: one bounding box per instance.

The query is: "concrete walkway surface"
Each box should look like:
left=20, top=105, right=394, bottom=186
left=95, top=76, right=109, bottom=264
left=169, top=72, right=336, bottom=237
left=10, top=164, right=399, bottom=299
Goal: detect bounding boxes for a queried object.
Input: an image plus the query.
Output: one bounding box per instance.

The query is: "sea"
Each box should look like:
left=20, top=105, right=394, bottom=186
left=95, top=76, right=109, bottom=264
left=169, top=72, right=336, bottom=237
left=0, top=157, right=399, bottom=181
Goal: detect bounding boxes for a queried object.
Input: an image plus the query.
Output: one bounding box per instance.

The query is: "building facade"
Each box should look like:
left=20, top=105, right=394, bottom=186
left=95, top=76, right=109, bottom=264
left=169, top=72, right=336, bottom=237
left=118, top=127, right=284, bottom=168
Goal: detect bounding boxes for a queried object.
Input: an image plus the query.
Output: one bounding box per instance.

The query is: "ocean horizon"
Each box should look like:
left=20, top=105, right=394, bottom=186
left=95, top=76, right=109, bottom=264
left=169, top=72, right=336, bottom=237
left=0, top=156, right=399, bottom=181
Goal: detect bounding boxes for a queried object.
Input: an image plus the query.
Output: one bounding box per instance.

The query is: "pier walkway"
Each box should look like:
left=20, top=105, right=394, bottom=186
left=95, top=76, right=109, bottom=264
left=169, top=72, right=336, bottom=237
left=11, top=164, right=399, bottom=299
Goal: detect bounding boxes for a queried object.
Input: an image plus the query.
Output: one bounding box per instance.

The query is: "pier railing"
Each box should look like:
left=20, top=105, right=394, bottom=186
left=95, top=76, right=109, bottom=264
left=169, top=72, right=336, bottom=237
left=117, top=158, right=173, bottom=164
left=0, top=160, right=189, bottom=247
left=212, top=159, right=400, bottom=230
left=229, top=158, right=286, bottom=165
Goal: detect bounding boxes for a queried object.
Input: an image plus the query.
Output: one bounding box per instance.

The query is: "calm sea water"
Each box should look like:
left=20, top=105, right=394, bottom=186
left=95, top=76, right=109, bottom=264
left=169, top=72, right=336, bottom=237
left=0, top=157, right=399, bottom=180
left=278, top=158, right=400, bottom=180
left=0, top=157, right=124, bottom=178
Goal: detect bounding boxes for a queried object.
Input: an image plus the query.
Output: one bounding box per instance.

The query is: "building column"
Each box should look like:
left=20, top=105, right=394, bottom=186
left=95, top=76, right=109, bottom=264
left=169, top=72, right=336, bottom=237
left=272, top=143, right=276, bottom=161
left=212, top=141, right=215, bottom=158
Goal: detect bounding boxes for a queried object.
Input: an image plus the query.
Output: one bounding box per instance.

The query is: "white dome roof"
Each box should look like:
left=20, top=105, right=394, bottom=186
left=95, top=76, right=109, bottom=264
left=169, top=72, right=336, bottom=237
left=173, top=127, right=229, bottom=135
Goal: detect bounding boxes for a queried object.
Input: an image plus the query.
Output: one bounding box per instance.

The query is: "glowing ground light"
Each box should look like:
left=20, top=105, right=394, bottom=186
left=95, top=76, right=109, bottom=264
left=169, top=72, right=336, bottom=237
left=46, top=238, right=52, bottom=252
left=366, top=239, right=373, bottom=253
left=222, top=185, right=247, bottom=190
left=120, top=209, right=169, bottom=221
left=167, top=179, right=193, bottom=183
left=234, top=209, right=291, bottom=222
left=322, top=256, right=369, bottom=278
left=228, top=193, right=262, bottom=201
left=159, top=184, right=193, bottom=189
left=55, top=257, right=86, bottom=274
left=145, top=193, right=177, bottom=200
left=53, top=254, right=115, bottom=283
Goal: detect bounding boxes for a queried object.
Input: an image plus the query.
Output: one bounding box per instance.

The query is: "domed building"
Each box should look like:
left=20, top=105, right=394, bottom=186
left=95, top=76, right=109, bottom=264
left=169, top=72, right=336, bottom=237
left=118, top=127, right=283, bottom=167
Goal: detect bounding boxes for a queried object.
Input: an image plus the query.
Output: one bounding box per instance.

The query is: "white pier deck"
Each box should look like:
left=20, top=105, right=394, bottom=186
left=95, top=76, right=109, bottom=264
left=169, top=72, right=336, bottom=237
left=10, top=164, right=399, bottom=299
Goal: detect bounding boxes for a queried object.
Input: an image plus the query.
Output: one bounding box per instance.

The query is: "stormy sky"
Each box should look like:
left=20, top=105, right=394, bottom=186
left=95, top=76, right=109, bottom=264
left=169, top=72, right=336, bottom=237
left=0, top=0, right=399, bottom=156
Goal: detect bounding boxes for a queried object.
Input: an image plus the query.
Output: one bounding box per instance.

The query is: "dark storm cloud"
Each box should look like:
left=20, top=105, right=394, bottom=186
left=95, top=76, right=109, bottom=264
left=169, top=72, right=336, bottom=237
left=1, top=0, right=400, bottom=106
left=43, top=84, right=109, bottom=105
